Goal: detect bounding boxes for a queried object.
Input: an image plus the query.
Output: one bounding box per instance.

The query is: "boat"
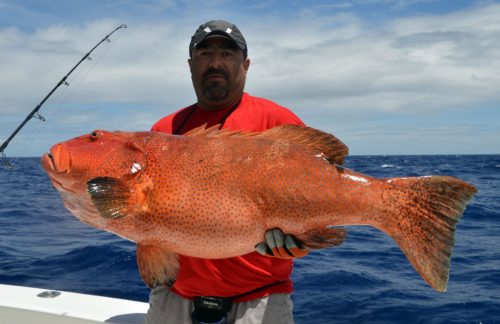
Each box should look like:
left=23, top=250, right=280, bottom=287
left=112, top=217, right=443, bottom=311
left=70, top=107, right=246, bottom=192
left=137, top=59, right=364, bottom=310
left=0, top=284, right=148, bottom=323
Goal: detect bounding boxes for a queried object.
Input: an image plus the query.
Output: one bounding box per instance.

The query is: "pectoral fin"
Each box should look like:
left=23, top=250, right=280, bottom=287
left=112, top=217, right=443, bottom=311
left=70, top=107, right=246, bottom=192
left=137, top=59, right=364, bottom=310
left=87, top=176, right=151, bottom=219
left=136, top=244, right=179, bottom=288
left=87, top=177, right=131, bottom=219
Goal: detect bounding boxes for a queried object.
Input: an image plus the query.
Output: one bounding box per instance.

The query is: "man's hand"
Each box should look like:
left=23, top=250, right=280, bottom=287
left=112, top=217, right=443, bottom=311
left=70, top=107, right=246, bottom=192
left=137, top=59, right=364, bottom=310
left=255, top=228, right=309, bottom=259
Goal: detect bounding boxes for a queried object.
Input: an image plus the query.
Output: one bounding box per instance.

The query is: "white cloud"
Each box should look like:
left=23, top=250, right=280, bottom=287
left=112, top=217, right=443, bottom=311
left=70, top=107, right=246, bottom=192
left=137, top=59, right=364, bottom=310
left=248, top=3, right=500, bottom=113
left=1, top=2, right=499, bottom=156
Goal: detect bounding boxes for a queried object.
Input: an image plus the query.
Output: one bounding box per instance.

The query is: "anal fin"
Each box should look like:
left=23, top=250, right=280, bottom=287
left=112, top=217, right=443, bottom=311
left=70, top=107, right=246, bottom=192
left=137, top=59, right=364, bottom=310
left=136, top=244, right=179, bottom=288
left=295, top=227, right=347, bottom=249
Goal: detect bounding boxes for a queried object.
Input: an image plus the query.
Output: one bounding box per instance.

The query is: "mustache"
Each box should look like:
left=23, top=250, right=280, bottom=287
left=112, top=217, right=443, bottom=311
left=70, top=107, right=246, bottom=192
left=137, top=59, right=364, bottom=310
left=202, top=67, right=229, bottom=80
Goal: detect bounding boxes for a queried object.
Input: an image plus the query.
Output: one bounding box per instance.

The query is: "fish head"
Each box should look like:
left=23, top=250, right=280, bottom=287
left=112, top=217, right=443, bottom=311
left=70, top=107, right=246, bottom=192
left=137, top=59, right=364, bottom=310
left=41, top=130, right=147, bottom=193
left=41, top=130, right=151, bottom=228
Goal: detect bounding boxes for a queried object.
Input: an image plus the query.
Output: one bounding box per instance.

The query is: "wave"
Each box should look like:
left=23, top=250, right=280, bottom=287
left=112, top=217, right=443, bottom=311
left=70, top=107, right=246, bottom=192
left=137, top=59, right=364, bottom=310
left=1, top=156, right=500, bottom=322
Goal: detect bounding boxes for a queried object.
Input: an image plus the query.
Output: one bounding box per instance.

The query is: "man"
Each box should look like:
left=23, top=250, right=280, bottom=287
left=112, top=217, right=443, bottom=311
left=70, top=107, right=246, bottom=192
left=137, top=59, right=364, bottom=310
left=146, top=20, right=308, bottom=324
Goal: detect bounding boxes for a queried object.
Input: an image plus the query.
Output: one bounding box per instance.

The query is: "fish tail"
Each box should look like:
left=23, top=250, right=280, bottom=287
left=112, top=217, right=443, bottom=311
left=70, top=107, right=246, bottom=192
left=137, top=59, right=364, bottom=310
left=379, top=176, right=476, bottom=292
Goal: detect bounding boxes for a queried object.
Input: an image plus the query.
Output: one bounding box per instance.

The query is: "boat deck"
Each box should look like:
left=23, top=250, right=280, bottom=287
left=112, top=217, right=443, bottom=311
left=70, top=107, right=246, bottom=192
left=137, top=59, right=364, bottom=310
left=0, top=284, right=148, bottom=323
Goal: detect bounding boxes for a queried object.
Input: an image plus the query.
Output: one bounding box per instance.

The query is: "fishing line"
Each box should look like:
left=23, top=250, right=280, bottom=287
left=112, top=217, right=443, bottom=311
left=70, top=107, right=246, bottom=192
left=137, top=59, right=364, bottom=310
left=0, top=33, right=117, bottom=177
left=4, top=56, right=98, bottom=165
left=25, top=28, right=125, bottom=151
left=0, top=24, right=127, bottom=172
left=0, top=63, right=91, bottom=176
left=4, top=61, right=86, bottom=162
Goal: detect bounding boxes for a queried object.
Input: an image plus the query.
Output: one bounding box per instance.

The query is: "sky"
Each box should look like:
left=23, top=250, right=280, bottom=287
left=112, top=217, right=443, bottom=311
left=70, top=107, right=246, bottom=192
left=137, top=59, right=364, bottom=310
left=0, top=0, right=499, bottom=157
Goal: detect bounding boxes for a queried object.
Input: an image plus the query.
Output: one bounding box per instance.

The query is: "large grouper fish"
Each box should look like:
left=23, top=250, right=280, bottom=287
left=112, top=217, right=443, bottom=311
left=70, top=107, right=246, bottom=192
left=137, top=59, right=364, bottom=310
left=41, top=124, right=476, bottom=292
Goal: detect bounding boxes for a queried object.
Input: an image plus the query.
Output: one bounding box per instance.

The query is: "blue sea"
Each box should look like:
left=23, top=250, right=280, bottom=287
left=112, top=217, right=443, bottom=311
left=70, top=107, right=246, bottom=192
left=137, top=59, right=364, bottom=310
left=0, top=155, right=499, bottom=323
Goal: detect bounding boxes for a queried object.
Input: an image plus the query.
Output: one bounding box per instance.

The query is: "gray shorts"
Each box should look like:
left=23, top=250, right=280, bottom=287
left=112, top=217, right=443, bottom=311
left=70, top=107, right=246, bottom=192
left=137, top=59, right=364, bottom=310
left=144, top=286, right=294, bottom=324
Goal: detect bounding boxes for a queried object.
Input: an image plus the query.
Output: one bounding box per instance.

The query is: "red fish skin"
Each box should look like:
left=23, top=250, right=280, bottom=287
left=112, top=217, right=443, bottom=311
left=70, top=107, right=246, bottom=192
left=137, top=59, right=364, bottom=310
left=41, top=126, right=476, bottom=291
left=100, top=134, right=354, bottom=256
left=134, top=135, right=389, bottom=257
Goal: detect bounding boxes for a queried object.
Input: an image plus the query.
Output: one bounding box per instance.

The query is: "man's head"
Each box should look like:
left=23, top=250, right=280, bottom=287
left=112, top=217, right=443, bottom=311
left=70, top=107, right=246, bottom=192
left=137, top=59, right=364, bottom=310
left=188, top=20, right=250, bottom=111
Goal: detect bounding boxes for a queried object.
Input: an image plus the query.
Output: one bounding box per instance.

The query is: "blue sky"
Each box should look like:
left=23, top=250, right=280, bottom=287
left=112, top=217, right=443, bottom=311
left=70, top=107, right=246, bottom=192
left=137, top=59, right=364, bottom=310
left=1, top=0, right=499, bottom=156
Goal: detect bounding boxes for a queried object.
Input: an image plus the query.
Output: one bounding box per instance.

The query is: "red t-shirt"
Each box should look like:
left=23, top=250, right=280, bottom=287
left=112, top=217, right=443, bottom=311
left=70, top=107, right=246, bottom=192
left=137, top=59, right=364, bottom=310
left=151, top=92, right=305, bottom=302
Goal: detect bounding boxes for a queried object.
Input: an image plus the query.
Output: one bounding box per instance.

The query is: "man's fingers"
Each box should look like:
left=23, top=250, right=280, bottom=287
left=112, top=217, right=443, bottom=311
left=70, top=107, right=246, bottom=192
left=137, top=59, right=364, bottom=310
left=265, top=229, right=285, bottom=248
left=258, top=229, right=286, bottom=257
left=270, top=229, right=308, bottom=259
left=285, top=235, right=309, bottom=258
left=255, top=242, right=272, bottom=256
left=256, top=228, right=310, bottom=259
left=268, top=228, right=290, bottom=258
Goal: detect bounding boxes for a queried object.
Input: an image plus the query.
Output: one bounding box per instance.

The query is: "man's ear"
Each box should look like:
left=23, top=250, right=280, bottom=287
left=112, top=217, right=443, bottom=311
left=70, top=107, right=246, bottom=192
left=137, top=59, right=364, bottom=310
left=188, top=58, right=193, bottom=73
left=243, top=58, right=250, bottom=73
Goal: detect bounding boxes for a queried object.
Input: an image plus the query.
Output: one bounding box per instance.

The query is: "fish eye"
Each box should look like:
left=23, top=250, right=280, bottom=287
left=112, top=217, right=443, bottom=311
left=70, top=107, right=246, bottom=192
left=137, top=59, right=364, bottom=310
left=90, top=131, right=100, bottom=141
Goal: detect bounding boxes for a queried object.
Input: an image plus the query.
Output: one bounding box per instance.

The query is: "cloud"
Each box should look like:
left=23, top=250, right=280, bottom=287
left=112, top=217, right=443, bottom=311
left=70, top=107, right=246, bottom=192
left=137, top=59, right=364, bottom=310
left=1, top=1, right=499, bottom=156
left=248, top=3, right=500, bottom=112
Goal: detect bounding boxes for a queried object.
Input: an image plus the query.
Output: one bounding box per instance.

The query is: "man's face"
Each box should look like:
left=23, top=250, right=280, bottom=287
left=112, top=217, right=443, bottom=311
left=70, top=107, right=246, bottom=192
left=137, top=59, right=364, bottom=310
left=189, top=36, right=250, bottom=110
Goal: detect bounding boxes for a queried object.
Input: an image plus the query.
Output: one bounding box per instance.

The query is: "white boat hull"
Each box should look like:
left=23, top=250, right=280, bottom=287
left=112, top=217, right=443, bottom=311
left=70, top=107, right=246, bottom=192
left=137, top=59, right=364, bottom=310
left=0, top=284, right=148, bottom=323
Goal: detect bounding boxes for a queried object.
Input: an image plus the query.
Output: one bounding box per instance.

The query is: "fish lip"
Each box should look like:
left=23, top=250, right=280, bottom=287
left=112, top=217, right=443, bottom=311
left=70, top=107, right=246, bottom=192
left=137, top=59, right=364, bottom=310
left=47, top=152, right=55, bottom=169
left=42, top=150, right=67, bottom=173
left=47, top=144, right=69, bottom=174
left=41, top=152, right=55, bottom=172
left=41, top=152, right=77, bottom=194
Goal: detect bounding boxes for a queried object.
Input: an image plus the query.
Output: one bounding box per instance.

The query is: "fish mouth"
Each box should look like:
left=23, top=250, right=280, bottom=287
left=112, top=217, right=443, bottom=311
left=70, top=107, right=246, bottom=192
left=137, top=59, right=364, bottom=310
left=41, top=144, right=75, bottom=193
left=41, top=152, right=79, bottom=194
left=41, top=152, right=55, bottom=172
left=43, top=144, right=69, bottom=174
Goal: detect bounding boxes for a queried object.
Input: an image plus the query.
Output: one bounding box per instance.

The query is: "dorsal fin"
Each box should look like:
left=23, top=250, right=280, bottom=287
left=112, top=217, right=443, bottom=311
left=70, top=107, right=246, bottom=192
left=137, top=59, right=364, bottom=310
left=183, top=124, right=220, bottom=137
left=183, top=124, right=348, bottom=165
left=183, top=124, right=257, bottom=138
left=259, top=125, right=349, bottom=165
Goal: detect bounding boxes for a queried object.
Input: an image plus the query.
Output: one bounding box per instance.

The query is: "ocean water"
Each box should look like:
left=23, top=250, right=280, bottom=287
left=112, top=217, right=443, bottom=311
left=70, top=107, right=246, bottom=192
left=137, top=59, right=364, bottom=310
left=0, top=155, right=499, bottom=323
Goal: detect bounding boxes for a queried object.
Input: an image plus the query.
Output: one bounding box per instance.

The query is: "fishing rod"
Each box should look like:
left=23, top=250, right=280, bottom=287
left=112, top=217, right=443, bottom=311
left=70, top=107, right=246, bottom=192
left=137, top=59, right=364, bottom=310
left=0, top=24, right=127, bottom=169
